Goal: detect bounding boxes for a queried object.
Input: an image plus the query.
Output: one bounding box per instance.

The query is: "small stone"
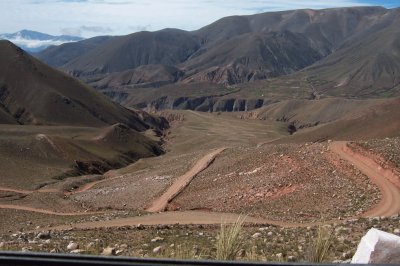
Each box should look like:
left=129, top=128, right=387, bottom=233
left=67, top=242, right=79, bottom=251
left=101, top=247, right=116, bottom=256
left=0, top=242, right=4, bottom=248
left=252, top=232, right=262, bottom=239
left=44, top=239, right=51, bottom=244
left=288, top=256, right=296, bottom=262
left=151, top=236, right=164, bottom=242
left=153, top=246, right=163, bottom=253
left=37, top=232, right=51, bottom=239
left=86, top=242, right=95, bottom=249
left=276, top=253, right=283, bottom=259
left=70, top=249, right=84, bottom=254
left=50, top=249, right=57, bottom=253
left=267, top=231, right=273, bottom=236
left=394, top=228, right=400, bottom=235
left=137, top=224, right=144, bottom=230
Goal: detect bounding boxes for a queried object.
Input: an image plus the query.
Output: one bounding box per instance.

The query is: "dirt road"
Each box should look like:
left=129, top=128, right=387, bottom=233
left=0, top=204, right=98, bottom=216
left=4, top=141, right=400, bottom=229
left=146, top=148, right=226, bottom=212
left=45, top=210, right=318, bottom=231
left=330, top=141, right=400, bottom=217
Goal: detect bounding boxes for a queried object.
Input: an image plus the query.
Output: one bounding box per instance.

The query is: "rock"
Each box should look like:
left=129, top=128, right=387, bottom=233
left=44, top=239, right=51, bottom=244
left=394, top=229, right=400, bottom=235
left=86, top=242, right=95, bottom=249
left=21, top=247, right=29, bottom=252
left=70, top=249, right=84, bottom=254
left=101, top=247, right=116, bottom=256
left=67, top=242, right=79, bottom=251
left=276, top=253, right=283, bottom=259
left=153, top=246, right=163, bottom=253
left=151, top=236, right=164, bottom=242
left=50, top=249, right=57, bottom=253
left=352, top=228, right=400, bottom=263
left=252, top=232, right=262, bottom=239
left=267, top=231, right=273, bottom=236
left=37, top=232, right=51, bottom=239
left=0, top=242, right=4, bottom=248
left=288, top=256, right=296, bottom=262
left=116, top=250, right=123, bottom=255
left=342, top=251, right=352, bottom=259
left=137, top=224, right=144, bottom=230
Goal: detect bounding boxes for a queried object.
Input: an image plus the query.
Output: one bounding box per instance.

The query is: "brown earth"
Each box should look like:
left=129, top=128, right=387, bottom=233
left=146, top=148, right=226, bottom=212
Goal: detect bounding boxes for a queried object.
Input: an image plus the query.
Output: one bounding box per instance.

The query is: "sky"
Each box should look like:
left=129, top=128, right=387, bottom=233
left=1, top=0, right=399, bottom=38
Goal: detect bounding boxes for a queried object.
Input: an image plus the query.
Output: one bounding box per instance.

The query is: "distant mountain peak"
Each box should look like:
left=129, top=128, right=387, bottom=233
left=0, top=29, right=84, bottom=53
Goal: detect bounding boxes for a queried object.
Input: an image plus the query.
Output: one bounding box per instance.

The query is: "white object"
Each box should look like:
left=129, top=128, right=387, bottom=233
left=352, top=228, right=400, bottom=263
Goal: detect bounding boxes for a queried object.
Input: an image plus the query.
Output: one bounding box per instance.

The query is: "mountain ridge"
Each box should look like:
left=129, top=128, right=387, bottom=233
left=34, top=6, right=400, bottom=111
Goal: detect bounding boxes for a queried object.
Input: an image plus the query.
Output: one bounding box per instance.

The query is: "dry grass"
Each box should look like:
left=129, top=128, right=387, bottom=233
left=306, top=224, right=334, bottom=262
left=215, top=215, right=246, bottom=260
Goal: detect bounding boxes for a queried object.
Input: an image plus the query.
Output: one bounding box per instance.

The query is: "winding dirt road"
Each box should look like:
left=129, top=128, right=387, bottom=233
left=146, top=148, right=226, bottom=212
left=329, top=141, right=400, bottom=217
left=4, top=142, right=400, bottom=230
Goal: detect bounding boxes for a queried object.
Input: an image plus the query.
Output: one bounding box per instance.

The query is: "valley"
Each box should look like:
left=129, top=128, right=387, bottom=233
left=1, top=108, right=400, bottom=261
left=1, top=4, right=400, bottom=263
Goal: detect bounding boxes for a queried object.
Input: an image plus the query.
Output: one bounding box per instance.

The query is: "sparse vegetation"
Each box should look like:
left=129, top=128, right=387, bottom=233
left=306, top=224, right=334, bottom=262
left=215, top=215, right=246, bottom=260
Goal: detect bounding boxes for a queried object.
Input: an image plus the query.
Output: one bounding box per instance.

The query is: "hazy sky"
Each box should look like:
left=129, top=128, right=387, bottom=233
left=1, top=0, right=399, bottom=37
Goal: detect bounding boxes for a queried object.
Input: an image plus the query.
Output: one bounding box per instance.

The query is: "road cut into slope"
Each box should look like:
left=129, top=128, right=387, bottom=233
left=329, top=141, right=400, bottom=217
left=146, top=148, right=226, bottom=212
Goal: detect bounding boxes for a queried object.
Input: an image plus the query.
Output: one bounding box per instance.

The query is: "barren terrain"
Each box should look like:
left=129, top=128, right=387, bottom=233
left=1, top=110, right=400, bottom=262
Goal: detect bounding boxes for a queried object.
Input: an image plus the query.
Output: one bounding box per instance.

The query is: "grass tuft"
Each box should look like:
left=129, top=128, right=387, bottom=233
left=306, top=224, right=334, bottom=262
left=215, top=215, right=246, bottom=260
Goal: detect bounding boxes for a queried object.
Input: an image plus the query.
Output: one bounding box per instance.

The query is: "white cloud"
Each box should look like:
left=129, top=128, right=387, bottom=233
left=4, top=37, right=76, bottom=49
left=0, top=0, right=389, bottom=38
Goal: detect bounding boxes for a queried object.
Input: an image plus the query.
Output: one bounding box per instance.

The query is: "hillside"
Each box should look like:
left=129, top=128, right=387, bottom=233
left=306, top=8, right=400, bottom=97
left=0, top=40, right=169, bottom=189
left=0, top=40, right=167, bottom=131
left=281, top=97, right=400, bottom=142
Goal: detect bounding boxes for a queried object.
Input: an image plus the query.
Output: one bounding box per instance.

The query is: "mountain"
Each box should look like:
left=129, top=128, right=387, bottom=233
left=0, top=29, right=83, bottom=53
left=0, top=40, right=166, bottom=132
left=35, top=6, right=400, bottom=111
left=0, top=40, right=168, bottom=187
left=305, top=8, right=400, bottom=98
left=36, top=36, right=112, bottom=67
left=61, top=29, right=199, bottom=77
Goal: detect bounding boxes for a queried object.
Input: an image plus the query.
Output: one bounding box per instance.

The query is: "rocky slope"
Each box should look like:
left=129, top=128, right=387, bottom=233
left=0, top=40, right=167, bottom=131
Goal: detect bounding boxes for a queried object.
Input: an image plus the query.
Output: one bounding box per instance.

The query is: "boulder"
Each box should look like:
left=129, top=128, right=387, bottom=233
left=352, top=228, right=400, bottom=263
